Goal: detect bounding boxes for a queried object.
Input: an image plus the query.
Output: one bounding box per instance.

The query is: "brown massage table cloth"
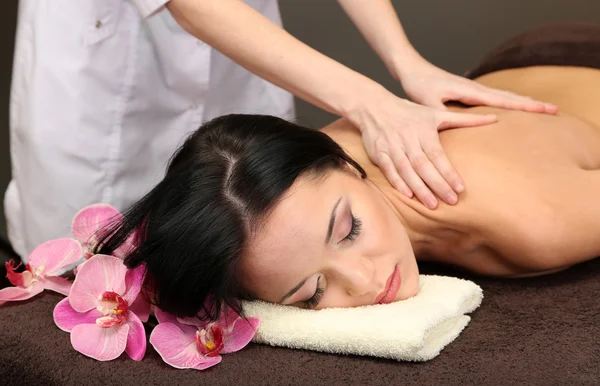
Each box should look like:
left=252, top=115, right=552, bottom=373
left=2, top=22, right=600, bottom=386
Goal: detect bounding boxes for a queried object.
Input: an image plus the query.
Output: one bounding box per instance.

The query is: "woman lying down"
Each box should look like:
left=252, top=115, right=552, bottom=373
left=97, top=25, right=600, bottom=320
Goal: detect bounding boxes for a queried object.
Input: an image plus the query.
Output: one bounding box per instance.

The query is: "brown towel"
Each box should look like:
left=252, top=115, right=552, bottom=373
left=466, top=22, right=600, bottom=79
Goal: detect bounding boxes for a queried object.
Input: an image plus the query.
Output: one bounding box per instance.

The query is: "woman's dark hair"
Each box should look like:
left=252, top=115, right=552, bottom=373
left=96, top=114, right=366, bottom=321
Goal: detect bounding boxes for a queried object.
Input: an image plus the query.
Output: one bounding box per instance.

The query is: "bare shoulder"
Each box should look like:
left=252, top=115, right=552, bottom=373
left=434, top=191, right=588, bottom=277
left=474, top=169, right=600, bottom=275
left=320, top=118, right=362, bottom=150
left=319, top=113, right=600, bottom=278
left=320, top=119, right=388, bottom=184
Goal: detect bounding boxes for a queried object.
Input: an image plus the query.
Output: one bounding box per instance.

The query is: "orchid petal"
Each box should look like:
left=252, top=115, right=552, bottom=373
left=113, top=234, right=137, bottom=259
left=71, top=323, right=129, bottom=361
left=221, top=317, right=260, bottom=354
left=69, top=255, right=127, bottom=312
left=28, top=238, right=83, bottom=276
left=122, top=264, right=146, bottom=305
left=96, top=316, right=122, bottom=328
left=154, top=307, right=178, bottom=324
left=192, top=356, right=221, bottom=370
left=150, top=322, right=211, bottom=369
left=0, top=281, right=44, bottom=305
left=177, top=305, right=241, bottom=329
left=177, top=315, right=204, bottom=328
left=125, top=313, right=146, bottom=361
left=53, top=297, right=103, bottom=332
left=220, top=306, right=245, bottom=330
left=42, top=276, right=73, bottom=296
left=5, top=260, right=33, bottom=287
left=129, top=294, right=151, bottom=323
left=71, top=204, right=122, bottom=244
left=177, top=304, right=240, bottom=329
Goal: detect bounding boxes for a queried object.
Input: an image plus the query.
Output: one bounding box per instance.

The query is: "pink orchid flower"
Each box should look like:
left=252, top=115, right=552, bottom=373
left=0, top=238, right=82, bottom=305
left=150, top=305, right=260, bottom=370
left=53, top=254, right=151, bottom=361
left=71, top=204, right=136, bottom=260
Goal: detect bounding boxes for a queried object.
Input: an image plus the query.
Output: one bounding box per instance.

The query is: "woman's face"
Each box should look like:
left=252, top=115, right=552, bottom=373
left=238, top=168, right=420, bottom=309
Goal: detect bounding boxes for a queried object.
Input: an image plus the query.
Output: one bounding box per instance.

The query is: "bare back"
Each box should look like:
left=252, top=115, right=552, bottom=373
left=322, top=66, right=600, bottom=277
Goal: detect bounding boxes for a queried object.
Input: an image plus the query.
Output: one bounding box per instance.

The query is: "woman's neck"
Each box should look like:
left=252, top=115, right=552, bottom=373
left=366, top=179, right=458, bottom=261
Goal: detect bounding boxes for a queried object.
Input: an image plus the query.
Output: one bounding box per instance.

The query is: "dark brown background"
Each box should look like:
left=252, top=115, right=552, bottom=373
left=1, top=3, right=599, bottom=384
left=1, top=0, right=599, bottom=253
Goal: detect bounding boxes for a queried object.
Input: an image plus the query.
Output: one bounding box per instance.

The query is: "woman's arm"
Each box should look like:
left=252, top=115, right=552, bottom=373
left=338, top=0, right=557, bottom=113
left=166, top=0, right=506, bottom=209
left=337, top=0, right=420, bottom=80
left=168, top=0, right=376, bottom=120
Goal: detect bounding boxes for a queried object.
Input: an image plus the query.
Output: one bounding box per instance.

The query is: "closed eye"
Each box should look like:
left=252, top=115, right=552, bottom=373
left=342, top=214, right=362, bottom=243
left=303, top=276, right=324, bottom=308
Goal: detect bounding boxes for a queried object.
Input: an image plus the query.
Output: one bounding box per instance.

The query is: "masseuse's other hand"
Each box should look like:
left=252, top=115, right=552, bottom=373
left=350, top=87, right=497, bottom=210
left=400, top=57, right=558, bottom=115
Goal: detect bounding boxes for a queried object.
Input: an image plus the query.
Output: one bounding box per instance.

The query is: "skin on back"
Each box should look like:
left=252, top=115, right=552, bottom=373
left=322, top=66, right=600, bottom=277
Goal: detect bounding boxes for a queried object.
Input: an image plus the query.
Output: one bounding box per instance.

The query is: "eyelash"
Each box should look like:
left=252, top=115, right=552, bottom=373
left=343, top=214, right=362, bottom=242
left=304, top=276, right=325, bottom=309
left=303, top=215, right=362, bottom=309
left=303, top=213, right=363, bottom=308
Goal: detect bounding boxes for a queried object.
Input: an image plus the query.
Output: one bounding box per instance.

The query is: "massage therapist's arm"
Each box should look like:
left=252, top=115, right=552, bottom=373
left=165, top=0, right=540, bottom=209
left=338, top=0, right=558, bottom=113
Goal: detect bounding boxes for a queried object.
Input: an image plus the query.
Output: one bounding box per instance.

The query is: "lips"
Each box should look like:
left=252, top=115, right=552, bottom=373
left=374, top=265, right=401, bottom=305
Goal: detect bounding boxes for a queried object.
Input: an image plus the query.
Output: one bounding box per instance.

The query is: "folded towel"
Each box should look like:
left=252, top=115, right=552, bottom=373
left=242, top=274, right=483, bottom=362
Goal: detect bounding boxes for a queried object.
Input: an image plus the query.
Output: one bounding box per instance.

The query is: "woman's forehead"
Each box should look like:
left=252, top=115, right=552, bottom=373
left=251, top=183, right=329, bottom=253
left=242, top=173, right=347, bottom=270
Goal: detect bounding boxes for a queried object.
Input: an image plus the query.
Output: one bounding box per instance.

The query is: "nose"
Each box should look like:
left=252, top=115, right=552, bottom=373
left=335, top=255, right=376, bottom=297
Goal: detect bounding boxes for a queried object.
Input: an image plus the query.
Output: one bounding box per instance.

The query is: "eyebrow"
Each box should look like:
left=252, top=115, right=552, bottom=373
left=325, top=197, right=342, bottom=244
left=279, top=278, right=308, bottom=304
left=279, top=197, right=342, bottom=304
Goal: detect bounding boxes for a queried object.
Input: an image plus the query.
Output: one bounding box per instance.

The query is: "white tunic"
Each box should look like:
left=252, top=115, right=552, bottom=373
left=5, top=0, right=294, bottom=261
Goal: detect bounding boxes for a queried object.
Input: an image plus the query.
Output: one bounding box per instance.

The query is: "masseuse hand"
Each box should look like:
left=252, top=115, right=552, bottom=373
left=168, top=0, right=559, bottom=210
left=351, top=87, right=497, bottom=210
left=400, top=56, right=559, bottom=114
left=355, top=57, right=559, bottom=210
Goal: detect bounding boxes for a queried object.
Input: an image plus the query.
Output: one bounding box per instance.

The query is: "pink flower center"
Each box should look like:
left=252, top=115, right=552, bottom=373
left=196, top=323, right=225, bottom=357
left=95, top=291, right=129, bottom=328
left=5, top=260, right=37, bottom=287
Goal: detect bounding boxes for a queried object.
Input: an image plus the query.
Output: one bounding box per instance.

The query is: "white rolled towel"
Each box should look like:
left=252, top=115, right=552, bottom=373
left=242, top=275, right=483, bottom=361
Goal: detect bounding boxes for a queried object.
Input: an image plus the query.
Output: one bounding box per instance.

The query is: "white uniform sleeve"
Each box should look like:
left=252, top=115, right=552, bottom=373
left=130, top=0, right=171, bottom=18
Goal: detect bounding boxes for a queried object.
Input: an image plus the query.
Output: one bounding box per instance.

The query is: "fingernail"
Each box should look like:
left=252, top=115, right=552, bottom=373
left=454, top=182, right=464, bottom=193
left=425, top=196, right=437, bottom=209
left=445, top=192, right=458, bottom=205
